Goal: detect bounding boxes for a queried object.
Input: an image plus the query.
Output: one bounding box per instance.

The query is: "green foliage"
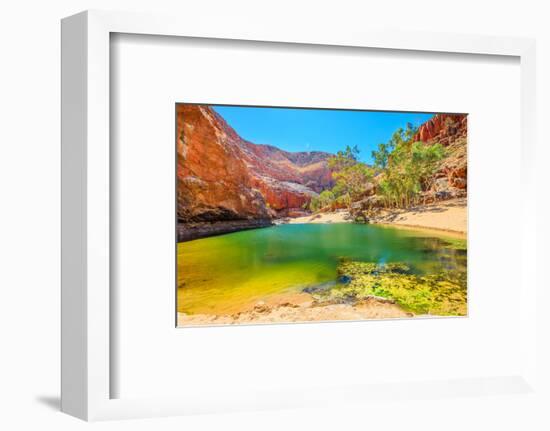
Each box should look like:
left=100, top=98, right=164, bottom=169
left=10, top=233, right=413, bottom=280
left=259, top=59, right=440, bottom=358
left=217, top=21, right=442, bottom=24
left=336, top=193, right=351, bottom=208
left=371, top=142, right=392, bottom=169
left=313, top=260, right=467, bottom=316
left=308, top=121, right=446, bottom=213
left=312, top=145, right=375, bottom=211
left=327, top=145, right=360, bottom=171
left=332, top=163, right=374, bottom=203
left=377, top=140, right=445, bottom=208
left=443, top=237, right=467, bottom=250
left=309, top=189, right=336, bottom=212
left=369, top=122, right=446, bottom=208
left=371, top=122, right=417, bottom=169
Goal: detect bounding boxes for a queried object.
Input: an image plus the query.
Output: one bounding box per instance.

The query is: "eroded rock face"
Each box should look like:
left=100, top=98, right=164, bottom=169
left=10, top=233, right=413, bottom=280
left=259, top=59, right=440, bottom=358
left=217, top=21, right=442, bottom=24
left=177, top=105, right=334, bottom=236
left=413, top=114, right=467, bottom=145
left=177, top=105, right=271, bottom=224
left=414, top=113, right=468, bottom=193
left=238, top=142, right=334, bottom=211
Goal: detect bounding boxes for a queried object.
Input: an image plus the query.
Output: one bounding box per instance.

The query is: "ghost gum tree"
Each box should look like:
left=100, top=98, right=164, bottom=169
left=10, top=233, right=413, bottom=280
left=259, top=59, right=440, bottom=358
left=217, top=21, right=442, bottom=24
left=373, top=124, right=446, bottom=208
left=308, top=123, right=446, bottom=212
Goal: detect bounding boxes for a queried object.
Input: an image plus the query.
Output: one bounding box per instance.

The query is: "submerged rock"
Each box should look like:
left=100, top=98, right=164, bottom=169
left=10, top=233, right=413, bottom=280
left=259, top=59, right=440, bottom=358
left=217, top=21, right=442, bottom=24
left=302, top=281, right=337, bottom=294
left=338, top=275, right=352, bottom=284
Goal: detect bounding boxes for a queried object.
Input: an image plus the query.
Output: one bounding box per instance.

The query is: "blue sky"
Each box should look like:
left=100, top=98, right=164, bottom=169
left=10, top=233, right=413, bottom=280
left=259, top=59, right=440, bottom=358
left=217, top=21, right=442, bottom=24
left=213, top=105, right=434, bottom=163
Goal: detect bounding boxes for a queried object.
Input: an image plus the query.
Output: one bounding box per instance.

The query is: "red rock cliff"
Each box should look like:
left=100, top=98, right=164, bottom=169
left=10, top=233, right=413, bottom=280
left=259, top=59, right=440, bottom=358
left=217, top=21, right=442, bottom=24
left=413, top=113, right=467, bottom=146
left=414, top=113, right=468, bottom=195
left=177, top=105, right=270, bottom=223
left=177, top=105, right=333, bottom=227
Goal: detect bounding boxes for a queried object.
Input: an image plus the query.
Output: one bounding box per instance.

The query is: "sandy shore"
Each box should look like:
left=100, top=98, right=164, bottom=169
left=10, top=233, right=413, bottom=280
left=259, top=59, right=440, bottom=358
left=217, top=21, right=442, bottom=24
left=286, top=198, right=466, bottom=237
left=372, top=198, right=467, bottom=237
left=178, top=297, right=412, bottom=327
left=287, top=210, right=352, bottom=224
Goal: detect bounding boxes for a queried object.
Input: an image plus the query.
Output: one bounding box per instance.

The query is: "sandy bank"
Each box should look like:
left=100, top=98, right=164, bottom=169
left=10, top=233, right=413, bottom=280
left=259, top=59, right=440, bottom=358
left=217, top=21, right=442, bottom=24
left=372, top=198, right=467, bottom=237
left=178, top=297, right=411, bottom=327
left=286, top=210, right=352, bottom=224
left=285, top=198, right=466, bottom=238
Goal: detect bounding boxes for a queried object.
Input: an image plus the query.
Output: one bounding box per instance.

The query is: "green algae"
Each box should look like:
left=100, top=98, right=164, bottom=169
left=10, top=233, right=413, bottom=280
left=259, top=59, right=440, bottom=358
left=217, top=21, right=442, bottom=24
left=313, top=260, right=467, bottom=316
left=442, top=237, right=467, bottom=251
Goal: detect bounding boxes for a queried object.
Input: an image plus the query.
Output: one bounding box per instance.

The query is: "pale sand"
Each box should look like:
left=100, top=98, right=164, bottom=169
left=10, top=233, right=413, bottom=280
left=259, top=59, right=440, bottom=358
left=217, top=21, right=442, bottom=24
left=287, top=210, right=352, bottom=224
left=178, top=298, right=411, bottom=327
left=372, top=198, right=467, bottom=238
left=287, top=198, right=466, bottom=238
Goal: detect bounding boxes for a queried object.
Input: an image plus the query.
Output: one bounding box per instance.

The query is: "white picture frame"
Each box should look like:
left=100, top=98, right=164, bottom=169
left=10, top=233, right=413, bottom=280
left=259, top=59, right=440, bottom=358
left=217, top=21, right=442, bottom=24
left=61, top=9, right=538, bottom=421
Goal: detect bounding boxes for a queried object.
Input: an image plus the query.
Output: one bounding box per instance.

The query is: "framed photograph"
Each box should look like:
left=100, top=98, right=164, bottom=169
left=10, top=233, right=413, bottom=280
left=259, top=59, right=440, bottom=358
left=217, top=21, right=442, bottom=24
left=61, top=10, right=539, bottom=421
left=176, top=103, right=468, bottom=327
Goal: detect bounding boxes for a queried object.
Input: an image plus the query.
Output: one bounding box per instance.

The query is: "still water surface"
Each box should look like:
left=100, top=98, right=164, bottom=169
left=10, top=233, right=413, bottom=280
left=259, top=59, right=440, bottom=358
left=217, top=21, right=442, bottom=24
left=177, top=223, right=466, bottom=315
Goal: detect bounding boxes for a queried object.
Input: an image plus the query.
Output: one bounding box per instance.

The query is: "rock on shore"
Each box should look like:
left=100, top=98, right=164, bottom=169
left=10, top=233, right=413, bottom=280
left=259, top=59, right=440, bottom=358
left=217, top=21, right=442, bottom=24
left=177, top=219, right=273, bottom=242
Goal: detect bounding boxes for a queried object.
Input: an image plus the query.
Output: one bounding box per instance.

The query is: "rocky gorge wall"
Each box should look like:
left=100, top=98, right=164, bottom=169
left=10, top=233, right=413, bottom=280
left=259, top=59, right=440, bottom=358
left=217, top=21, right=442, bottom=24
left=176, top=104, right=333, bottom=240
left=414, top=113, right=468, bottom=200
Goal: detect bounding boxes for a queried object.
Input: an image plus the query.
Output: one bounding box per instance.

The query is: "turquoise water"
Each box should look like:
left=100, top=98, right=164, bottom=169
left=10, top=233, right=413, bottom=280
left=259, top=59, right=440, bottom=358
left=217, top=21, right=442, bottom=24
left=177, top=223, right=467, bottom=315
